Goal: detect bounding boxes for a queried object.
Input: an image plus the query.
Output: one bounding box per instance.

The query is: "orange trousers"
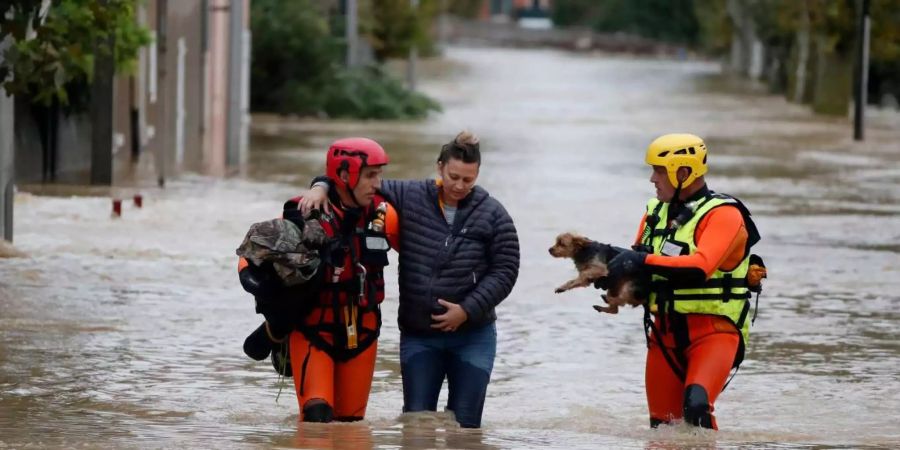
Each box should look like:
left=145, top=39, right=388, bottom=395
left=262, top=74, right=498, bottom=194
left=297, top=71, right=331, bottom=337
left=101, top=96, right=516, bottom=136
left=644, top=313, right=739, bottom=429
left=289, top=307, right=378, bottom=421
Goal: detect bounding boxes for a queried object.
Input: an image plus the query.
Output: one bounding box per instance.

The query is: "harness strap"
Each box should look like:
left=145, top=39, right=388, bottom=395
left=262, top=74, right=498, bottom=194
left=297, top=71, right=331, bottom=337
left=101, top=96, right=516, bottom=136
left=721, top=274, right=732, bottom=303
left=701, top=277, right=747, bottom=288
left=670, top=312, right=691, bottom=372
left=287, top=198, right=387, bottom=362
left=671, top=292, right=751, bottom=301
left=735, top=298, right=752, bottom=330
left=643, top=305, right=686, bottom=382
left=751, top=291, right=761, bottom=325
left=722, top=365, right=740, bottom=391
left=366, top=277, right=378, bottom=312
left=297, top=310, right=381, bottom=362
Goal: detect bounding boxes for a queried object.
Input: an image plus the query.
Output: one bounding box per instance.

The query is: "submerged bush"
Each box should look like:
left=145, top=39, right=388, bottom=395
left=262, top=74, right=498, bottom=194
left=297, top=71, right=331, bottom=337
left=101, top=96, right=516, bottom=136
left=322, top=67, right=441, bottom=119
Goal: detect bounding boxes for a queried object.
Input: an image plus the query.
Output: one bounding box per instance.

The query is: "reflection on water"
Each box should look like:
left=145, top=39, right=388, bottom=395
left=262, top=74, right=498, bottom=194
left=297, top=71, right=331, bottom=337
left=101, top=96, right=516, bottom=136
left=2, top=47, right=900, bottom=448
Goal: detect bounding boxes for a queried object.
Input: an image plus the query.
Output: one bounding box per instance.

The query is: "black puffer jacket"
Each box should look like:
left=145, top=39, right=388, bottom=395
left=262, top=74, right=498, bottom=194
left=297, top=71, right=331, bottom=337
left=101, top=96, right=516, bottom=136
left=380, top=179, right=520, bottom=335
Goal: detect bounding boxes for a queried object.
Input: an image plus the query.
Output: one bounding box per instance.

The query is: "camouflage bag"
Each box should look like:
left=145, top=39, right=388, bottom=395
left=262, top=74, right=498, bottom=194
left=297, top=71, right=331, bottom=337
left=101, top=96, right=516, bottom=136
left=235, top=217, right=327, bottom=286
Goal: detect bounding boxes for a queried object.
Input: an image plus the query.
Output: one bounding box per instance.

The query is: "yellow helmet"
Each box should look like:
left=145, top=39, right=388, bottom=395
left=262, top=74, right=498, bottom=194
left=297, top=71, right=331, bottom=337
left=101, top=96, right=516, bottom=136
left=645, top=133, right=708, bottom=187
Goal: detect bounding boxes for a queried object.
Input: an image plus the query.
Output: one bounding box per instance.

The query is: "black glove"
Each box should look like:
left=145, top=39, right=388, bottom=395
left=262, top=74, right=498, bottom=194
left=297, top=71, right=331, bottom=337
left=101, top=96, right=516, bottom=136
left=592, top=245, right=628, bottom=290
left=239, top=262, right=283, bottom=298
left=605, top=249, right=649, bottom=288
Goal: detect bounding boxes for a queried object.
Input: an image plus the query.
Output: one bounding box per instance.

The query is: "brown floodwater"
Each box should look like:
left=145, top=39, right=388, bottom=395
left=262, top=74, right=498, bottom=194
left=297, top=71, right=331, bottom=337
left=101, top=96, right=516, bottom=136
left=2, top=46, right=899, bottom=449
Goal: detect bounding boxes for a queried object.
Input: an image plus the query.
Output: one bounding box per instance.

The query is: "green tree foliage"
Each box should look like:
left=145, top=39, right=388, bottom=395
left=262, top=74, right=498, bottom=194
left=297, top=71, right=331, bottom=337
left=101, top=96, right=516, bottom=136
left=868, top=0, right=900, bottom=64
left=693, top=0, right=731, bottom=54
left=694, top=0, right=900, bottom=108
left=321, top=66, right=441, bottom=119
left=250, top=0, right=440, bottom=119
left=446, top=0, right=482, bottom=18
left=0, top=0, right=151, bottom=107
left=552, top=0, right=700, bottom=45
left=698, top=0, right=900, bottom=67
left=550, top=0, right=598, bottom=27
left=370, top=0, right=418, bottom=61
left=250, top=0, right=338, bottom=115
left=369, top=0, right=439, bottom=62
left=863, top=1, right=900, bottom=102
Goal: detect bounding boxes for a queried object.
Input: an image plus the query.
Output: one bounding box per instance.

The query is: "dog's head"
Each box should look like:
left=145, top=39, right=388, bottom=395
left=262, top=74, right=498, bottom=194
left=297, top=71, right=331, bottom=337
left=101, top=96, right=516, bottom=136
left=549, top=232, right=594, bottom=259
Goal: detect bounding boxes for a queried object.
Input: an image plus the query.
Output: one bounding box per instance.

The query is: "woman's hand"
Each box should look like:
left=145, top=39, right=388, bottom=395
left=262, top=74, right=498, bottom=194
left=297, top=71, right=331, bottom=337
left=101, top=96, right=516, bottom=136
left=299, top=185, right=330, bottom=215
left=430, top=299, right=468, bottom=332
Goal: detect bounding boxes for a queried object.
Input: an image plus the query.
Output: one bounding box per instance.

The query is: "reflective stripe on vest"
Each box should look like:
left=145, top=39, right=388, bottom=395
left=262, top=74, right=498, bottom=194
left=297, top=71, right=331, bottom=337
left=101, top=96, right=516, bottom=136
left=643, top=195, right=752, bottom=343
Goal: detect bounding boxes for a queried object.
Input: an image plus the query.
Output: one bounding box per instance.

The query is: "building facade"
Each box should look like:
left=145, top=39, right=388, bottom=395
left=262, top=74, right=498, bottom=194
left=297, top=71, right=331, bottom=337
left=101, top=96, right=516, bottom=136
left=13, top=0, right=251, bottom=186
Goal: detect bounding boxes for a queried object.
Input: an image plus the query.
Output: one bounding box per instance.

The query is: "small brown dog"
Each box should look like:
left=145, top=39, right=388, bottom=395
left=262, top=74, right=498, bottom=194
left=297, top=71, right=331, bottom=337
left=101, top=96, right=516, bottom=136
left=548, top=232, right=646, bottom=314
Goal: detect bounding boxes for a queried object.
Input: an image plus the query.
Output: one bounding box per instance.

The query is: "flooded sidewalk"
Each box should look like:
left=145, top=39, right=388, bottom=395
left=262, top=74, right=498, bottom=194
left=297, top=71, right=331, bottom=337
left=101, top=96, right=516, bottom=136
left=2, top=47, right=900, bottom=448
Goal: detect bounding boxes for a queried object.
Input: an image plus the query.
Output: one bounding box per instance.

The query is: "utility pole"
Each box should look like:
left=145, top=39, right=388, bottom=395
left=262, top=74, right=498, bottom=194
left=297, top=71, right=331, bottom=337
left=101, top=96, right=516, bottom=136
left=0, top=35, right=14, bottom=241
left=407, top=0, right=419, bottom=91
left=226, top=0, right=246, bottom=169
left=346, top=0, right=358, bottom=68
left=156, top=0, right=169, bottom=186
left=853, top=0, right=871, bottom=141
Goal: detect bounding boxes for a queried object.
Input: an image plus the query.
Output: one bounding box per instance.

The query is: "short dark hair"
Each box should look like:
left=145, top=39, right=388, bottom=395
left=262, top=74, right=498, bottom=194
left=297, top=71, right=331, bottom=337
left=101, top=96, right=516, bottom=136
left=437, top=131, right=480, bottom=165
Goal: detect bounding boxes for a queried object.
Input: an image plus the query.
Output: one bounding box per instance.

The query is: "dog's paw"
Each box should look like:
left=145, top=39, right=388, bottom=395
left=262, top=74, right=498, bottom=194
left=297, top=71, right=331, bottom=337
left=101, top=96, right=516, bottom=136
left=554, top=287, right=566, bottom=294
left=592, top=304, right=609, bottom=314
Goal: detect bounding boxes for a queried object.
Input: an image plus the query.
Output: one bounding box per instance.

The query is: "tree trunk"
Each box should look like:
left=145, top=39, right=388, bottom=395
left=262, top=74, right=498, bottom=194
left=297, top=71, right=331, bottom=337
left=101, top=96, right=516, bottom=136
left=792, top=0, right=810, bottom=103
left=812, top=34, right=854, bottom=116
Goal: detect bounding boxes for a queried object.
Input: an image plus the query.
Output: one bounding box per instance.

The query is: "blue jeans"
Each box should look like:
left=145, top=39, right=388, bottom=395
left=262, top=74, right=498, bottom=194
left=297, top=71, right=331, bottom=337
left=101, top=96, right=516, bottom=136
left=400, top=323, right=497, bottom=428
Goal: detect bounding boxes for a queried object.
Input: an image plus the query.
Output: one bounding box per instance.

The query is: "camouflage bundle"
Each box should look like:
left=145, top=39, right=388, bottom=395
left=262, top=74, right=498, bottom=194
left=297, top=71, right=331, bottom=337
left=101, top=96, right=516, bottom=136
left=236, top=217, right=327, bottom=286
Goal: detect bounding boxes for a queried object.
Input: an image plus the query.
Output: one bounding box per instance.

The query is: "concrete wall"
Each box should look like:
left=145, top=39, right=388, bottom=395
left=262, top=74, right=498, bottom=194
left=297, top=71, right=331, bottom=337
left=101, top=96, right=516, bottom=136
left=127, top=0, right=245, bottom=181
left=14, top=99, right=93, bottom=184
left=55, top=112, right=93, bottom=182
left=114, top=0, right=208, bottom=185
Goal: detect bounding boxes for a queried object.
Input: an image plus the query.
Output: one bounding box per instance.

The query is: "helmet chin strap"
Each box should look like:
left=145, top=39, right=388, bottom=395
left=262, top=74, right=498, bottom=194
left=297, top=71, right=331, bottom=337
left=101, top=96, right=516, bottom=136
left=348, top=189, right=363, bottom=209
left=338, top=172, right=363, bottom=209
left=671, top=180, right=684, bottom=205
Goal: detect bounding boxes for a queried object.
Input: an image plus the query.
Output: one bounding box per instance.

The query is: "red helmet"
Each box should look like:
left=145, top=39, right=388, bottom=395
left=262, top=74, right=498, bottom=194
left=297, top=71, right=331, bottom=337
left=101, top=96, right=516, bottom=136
left=326, top=138, right=389, bottom=190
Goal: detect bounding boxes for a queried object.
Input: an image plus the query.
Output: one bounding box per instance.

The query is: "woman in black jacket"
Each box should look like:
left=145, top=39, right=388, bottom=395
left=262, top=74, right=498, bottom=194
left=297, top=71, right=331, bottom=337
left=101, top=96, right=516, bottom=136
left=301, top=131, right=520, bottom=428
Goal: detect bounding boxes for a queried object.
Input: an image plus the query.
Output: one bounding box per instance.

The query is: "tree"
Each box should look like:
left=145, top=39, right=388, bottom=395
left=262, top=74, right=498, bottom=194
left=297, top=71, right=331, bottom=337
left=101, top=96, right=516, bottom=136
left=368, top=0, right=440, bottom=62
left=250, top=0, right=440, bottom=119
left=552, top=0, right=700, bottom=45
left=0, top=0, right=151, bottom=108
left=694, top=0, right=900, bottom=114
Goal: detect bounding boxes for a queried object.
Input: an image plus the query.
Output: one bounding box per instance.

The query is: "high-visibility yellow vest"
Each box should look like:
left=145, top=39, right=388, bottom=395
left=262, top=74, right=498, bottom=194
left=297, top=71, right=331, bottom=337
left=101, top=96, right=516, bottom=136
left=641, top=194, right=754, bottom=343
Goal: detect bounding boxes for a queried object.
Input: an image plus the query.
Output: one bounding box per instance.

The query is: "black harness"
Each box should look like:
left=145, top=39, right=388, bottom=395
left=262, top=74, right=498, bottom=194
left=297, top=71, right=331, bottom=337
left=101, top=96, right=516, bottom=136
left=281, top=198, right=389, bottom=392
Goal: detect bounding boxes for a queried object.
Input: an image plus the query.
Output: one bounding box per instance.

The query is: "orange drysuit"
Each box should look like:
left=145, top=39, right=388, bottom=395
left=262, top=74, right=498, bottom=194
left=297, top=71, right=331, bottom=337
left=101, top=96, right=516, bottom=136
left=633, top=192, right=749, bottom=429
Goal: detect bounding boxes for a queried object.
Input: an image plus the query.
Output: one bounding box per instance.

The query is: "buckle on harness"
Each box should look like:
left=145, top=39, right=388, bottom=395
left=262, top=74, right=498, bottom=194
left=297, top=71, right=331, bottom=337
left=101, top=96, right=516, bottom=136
left=357, top=263, right=367, bottom=307
left=343, top=303, right=358, bottom=349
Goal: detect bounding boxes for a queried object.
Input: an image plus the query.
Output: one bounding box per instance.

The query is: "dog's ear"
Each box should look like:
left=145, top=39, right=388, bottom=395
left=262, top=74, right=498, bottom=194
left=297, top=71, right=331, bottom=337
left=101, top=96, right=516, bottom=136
left=570, top=235, right=592, bottom=250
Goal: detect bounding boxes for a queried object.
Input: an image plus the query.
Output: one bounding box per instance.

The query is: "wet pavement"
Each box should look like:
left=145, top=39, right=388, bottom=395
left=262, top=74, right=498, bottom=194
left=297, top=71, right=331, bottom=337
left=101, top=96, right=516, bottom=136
left=2, top=46, right=900, bottom=449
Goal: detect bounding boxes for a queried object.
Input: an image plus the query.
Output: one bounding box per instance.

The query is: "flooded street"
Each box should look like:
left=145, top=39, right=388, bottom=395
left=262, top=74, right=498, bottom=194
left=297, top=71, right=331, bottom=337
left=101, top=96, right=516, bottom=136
left=2, top=46, right=900, bottom=448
